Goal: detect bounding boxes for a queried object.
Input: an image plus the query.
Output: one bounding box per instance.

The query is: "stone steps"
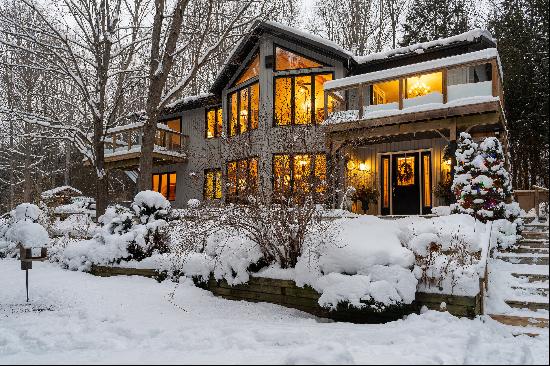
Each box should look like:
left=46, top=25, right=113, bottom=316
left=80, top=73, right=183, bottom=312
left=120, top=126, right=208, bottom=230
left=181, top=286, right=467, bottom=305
left=511, top=246, right=548, bottom=254
left=511, top=285, right=549, bottom=297
left=505, top=300, right=549, bottom=311
left=497, top=254, right=549, bottom=265
left=489, top=314, right=549, bottom=329
left=518, top=240, right=549, bottom=249
left=511, top=272, right=549, bottom=283
left=522, top=231, right=549, bottom=240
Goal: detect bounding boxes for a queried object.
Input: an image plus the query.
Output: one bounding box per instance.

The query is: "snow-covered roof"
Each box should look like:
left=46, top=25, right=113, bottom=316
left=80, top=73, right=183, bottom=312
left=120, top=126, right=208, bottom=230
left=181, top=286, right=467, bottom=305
left=164, top=93, right=216, bottom=110
left=325, top=48, right=500, bottom=91
left=354, top=29, right=494, bottom=64
left=41, top=186, right=83, bottom=198
left=105, top=122, right=181, bottom=135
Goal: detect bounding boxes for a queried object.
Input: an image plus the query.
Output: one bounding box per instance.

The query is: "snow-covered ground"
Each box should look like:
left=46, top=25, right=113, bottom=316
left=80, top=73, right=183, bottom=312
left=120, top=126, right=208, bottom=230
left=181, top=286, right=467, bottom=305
left=1, top=260, right=548, bottom=364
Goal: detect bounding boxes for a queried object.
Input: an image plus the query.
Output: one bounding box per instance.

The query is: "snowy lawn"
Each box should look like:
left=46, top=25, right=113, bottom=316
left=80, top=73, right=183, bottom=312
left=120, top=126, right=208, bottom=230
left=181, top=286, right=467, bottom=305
left=1, top=260, right=548, bottom=365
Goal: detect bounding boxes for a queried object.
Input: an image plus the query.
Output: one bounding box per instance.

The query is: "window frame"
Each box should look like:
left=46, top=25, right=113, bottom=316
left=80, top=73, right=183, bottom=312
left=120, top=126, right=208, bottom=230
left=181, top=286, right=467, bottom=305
left=204, top=106, right=223, bottom=139
left=272, top=71, right=334, bottom=127
left=271, top=152, right=328, bottom=202
left=225, top=157, right=259, bottom=204
left=152, top=171, right=177, bottom=201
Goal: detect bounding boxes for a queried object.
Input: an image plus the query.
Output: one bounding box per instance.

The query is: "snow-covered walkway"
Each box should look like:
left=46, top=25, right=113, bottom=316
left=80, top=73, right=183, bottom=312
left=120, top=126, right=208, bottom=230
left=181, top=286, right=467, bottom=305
left=1, top=260, right=548, bottom=364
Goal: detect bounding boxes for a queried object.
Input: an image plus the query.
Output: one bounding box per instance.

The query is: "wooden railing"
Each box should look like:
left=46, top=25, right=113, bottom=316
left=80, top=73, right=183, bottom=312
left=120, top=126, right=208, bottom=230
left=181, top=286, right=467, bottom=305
left=323, top=55, right=503, bottom=122
left=104, top=123, right=189, bottom=155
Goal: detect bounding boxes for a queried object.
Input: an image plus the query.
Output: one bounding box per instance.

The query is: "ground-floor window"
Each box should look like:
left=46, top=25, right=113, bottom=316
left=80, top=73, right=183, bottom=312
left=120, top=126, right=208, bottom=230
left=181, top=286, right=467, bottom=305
left=152, top=172, right=176, bottom=201
left=204, top=169, right=222, bottom=200
left=226, top=157, right=258, bottom=203
left=272, top=153, right=327, bottom=201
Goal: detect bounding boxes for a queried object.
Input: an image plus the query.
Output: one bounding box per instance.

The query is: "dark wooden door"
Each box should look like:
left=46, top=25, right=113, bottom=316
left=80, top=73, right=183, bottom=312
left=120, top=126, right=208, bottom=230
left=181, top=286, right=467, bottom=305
left=392, top=153, right=420, bottom=215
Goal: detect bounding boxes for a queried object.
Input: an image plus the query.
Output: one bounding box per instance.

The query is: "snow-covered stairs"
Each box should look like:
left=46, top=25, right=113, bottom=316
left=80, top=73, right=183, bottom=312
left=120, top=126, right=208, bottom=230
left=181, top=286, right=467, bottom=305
left=487, top=221, right=549, bottom=335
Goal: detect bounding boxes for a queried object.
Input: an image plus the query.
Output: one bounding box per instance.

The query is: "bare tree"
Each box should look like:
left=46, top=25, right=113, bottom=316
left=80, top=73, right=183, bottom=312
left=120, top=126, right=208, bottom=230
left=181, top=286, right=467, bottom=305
left=0, top=0, right=149, bottom=215
left=137, top=0, right=261, bottom=191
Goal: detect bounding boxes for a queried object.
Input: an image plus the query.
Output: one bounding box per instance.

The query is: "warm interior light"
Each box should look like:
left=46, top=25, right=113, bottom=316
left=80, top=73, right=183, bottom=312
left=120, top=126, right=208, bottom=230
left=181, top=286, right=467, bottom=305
left=346, top=160, right=356, bottom=170
left=408, top=79, right=431, bottom=98
left=359, top=162, right=368, bottom=171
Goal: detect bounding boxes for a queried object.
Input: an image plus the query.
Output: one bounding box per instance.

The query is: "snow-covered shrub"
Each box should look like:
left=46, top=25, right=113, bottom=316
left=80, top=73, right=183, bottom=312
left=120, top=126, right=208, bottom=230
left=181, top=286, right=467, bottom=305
left=56, top=191, right=171, bottom=270
left=0, top=203, right=50, bottom=258
left=403, top=214, right=483, bottom=296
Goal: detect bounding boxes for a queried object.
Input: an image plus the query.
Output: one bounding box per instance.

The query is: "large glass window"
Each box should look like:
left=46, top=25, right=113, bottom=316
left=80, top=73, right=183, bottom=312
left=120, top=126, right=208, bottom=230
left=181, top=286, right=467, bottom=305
left=206, top=107, right=222, bottom=139
left=235, top=54, right=260, bottom=86
left=226, top=157, right=258, bottom=203
left=204, top=169, right=222, bottom=200
left=274, top=73, right=333, bottom=126
left=152, top=172, right=176, bottom=201
left=404, top=72, right=443, bottom=107
left=228, top=82, right=259, bottom=137
left=275, top=47, right=323, bottom=71
left=369, top=80, right=400, bottom=110
left=273, top=153, right=327, bottom=201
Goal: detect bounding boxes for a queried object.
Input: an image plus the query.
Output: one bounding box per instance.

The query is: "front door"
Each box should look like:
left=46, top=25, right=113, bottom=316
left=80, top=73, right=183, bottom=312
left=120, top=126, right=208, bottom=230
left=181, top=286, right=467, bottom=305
left=392, top=153, right=420, bottom=215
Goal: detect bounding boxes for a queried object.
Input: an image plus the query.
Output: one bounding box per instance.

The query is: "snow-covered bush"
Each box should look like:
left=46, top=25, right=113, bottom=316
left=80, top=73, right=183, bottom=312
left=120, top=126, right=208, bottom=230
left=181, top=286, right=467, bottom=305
left=0, top=203, right=50, bottom=258
left=403, top=214, right=483, bottom=296
left=56, top=191, right=171, bottom=270
left=178, top=212, right=418, bottom=312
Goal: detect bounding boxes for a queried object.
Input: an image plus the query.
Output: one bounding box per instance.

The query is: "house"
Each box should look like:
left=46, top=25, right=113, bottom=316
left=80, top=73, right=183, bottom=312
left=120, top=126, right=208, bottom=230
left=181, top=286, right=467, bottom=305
left=103, top=21, right=507, bottom=216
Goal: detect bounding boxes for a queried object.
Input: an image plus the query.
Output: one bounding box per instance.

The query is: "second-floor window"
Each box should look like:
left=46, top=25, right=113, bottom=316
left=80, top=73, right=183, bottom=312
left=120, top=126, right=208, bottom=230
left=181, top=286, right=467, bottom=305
left=228, top=83, right=259, bottom=137
left=206, top=107, right=222, bottom=139
left=226, top=157, right=258, bottom=203
left=152, top=172, right=177, bottom=201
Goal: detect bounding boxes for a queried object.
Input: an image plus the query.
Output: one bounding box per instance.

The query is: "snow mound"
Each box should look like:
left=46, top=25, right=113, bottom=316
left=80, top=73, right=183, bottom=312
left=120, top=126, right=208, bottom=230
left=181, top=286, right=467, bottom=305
left=13, top=203, right=42, bottom=222
left=5, top=221, right=49, bottom=248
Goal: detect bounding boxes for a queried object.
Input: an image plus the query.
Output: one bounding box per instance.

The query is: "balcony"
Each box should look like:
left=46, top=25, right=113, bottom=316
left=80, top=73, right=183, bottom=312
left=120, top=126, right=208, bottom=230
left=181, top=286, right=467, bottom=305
left=94, top=122, right=189, bottom=169
left=322, top=48, right=505, bottom=135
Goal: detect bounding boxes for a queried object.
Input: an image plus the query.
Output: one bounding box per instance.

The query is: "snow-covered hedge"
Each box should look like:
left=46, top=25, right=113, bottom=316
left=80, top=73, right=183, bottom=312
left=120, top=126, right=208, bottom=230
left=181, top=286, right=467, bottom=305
left=53, top=191, right=171, bottom=271
left=177, top=212, right=418, bottom=312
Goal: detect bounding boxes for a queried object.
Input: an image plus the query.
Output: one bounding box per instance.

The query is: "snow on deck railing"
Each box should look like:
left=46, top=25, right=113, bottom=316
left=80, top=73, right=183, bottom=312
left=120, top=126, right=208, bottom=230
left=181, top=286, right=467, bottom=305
left=322, top=49, right=503, bottom=124
left=325, top=49, right=500, bottom=91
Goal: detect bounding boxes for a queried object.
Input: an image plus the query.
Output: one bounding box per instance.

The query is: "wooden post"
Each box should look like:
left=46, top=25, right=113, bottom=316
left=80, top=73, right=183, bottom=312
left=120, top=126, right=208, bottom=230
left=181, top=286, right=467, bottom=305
left=127, top=131, right=132, bottom=151
left=358, top=85, right=364, bottom=119
left=535, top=186, right=540, bottom=219
left=112, top=134, right=117, bottom=153
left=398, top=79, right=404, bottom=110
left=442, top=69, right=448, bottom=104
left=324, top=90, right=328, bottom=121
left=491, top=60, right=498, bottom=97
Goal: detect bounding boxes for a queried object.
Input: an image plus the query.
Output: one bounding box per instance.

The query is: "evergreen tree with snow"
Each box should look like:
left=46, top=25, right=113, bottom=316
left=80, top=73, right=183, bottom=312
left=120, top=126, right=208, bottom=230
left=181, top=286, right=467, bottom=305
left=400, top=0, right=472, bottom=46
left=451, top=132, right=478, bottom=215
left=469, top=137, right=513, bottom=222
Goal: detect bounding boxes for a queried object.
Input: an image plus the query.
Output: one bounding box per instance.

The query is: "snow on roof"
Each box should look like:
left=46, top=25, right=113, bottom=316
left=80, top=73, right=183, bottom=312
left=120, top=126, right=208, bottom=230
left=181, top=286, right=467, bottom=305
left=354, top=29, right=494, bottom=64
left=41, top=186, right=83, bottom=198
left=325, top=48, right=500, bottom=91
left=164, top=93, right=215, bottom=110
left=105, top=122, right=181, bottom=134
left=263, top=21, right=354, bottom=58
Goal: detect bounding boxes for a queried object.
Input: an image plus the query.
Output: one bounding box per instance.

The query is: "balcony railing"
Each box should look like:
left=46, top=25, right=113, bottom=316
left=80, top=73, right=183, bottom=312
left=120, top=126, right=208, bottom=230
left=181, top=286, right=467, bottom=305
left=104, top=122, right=189, bottom=156
left=323, top=48, right=503, bottom=125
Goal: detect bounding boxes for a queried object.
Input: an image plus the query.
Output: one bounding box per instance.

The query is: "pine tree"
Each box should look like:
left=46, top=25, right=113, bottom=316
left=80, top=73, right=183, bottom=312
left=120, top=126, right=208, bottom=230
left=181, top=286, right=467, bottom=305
left=469, top=137, right=511, bottom=222
left=400, top=0, right=472, bottom=46
left=451, top=132, right=478, bottom=215
left=488, top=0, right=549, bottom=189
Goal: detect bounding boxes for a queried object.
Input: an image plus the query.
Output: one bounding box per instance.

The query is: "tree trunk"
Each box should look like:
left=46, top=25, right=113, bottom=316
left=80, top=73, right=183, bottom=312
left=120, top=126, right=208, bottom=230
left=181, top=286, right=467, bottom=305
left=64, top=142, right=71, bottom=186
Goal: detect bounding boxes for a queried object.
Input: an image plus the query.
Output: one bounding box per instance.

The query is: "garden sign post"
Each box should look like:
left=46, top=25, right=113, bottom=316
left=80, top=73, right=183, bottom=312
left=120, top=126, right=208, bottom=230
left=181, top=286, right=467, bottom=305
left=17, top=244, right=48, bottom=302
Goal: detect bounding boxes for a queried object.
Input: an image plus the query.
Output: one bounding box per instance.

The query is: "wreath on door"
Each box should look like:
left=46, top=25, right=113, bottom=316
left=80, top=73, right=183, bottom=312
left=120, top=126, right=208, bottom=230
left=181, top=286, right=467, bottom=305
left=397, top=159, right=414, bottom=185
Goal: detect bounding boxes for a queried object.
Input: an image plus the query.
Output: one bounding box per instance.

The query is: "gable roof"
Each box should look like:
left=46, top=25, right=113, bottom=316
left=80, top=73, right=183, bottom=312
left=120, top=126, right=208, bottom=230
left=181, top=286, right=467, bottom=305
left=209, top=20, right=355, bottom=94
